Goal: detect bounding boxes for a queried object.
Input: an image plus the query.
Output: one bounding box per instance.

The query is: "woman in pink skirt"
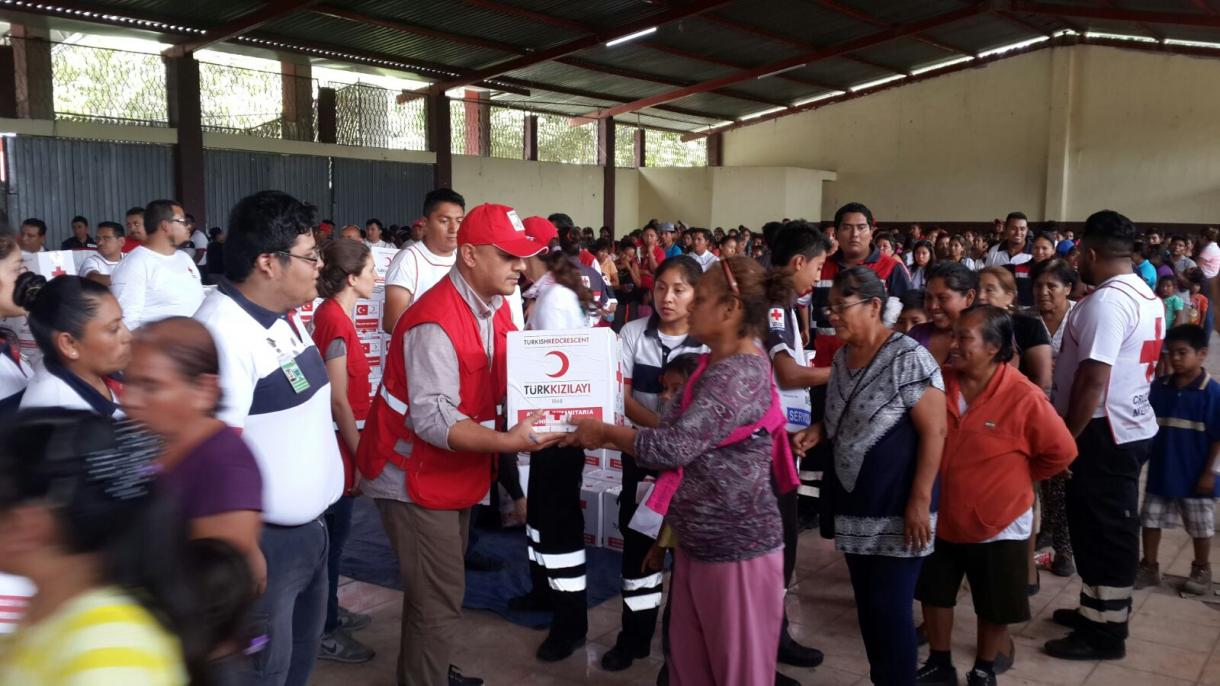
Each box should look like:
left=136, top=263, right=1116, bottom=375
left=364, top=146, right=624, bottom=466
left=571, top=256, right=798, bottom=685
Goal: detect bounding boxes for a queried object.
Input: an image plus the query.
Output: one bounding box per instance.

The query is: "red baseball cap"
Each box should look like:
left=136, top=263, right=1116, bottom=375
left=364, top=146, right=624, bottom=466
left=457, top=204, right=546, bottom=258
left=522, top=216, right=558, bottom=246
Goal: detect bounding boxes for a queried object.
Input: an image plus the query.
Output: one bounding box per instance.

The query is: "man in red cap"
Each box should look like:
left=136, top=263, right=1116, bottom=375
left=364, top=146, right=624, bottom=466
left=357, top=203, right=562, bottom=686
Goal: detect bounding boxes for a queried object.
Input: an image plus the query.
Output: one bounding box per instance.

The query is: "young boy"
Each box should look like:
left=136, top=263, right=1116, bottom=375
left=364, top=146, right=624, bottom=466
left=1137, top=324, right=1220, bottom=595
left=895, top=288, right=929, bottom=334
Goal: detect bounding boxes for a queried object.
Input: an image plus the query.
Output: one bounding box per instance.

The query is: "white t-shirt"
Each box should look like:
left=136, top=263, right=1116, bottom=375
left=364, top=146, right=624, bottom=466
left=365, top=239, right=395, bottom=250
left=189, top=229, right=208, bottom=267
left=110, top=246, right=204, bottom=330
left=194, top=286, right=342, bottom=526
left=19, top=362, right=124, bottom=418
left=1052, top=273, right=1163, bottom=444
left=528, top=275, right=588, bottom=331
left=384, top=242, right=456, bottom=303
left=690, top=250, right=720, bottom=271
left=506, top=285, right=525, bottom=330
left=985, top=244, right=1032, bottom=268
left=78, top=253, right=120, bottom=278
left=0, top=349, right=32, bottom=409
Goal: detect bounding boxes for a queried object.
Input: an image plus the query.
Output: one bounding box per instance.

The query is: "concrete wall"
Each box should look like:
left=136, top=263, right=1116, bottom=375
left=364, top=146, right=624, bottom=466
left=721, top=44, right=1220, bottom=225
left=451, top=155, right=603, bottom=226
left=637, top=166, right=833, bottom=228
left=615, top=168, right=639, bottom=235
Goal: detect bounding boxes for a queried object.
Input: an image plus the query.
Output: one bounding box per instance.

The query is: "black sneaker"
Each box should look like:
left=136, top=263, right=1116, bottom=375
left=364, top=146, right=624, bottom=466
left=536, top=634, right=586, bottom=662
left=775, top=670, right=801, bottom=686
left=1051, top=608, right=1083, bottom=629
left=777, top=632, right=824, bottom=668
left=337, top=606, right=371, bottom=632
left=1043, top=632, right=1125, bottom=661
left=317, top=629, right=374, bottom=663
left=966, top=668, right=997, bottom=686
left=448, top=665, right=484, bottom=686
left=507, top=592, right=553, bottom=612
left=915, top=661, right=958, bottom=685
left=1049, top=554, right=1076, bottom=578
left=601, top=644, right=649, bottom=672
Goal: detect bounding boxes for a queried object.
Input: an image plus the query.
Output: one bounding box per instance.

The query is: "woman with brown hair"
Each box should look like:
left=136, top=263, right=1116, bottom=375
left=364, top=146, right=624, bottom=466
left=569, top=256, right=801, bottom=685
left=310, top=237, right=378, bottom=663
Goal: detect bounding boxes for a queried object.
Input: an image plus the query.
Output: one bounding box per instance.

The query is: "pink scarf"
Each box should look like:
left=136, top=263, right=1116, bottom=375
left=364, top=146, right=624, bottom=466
left=627, top=353, right=799, bottom=538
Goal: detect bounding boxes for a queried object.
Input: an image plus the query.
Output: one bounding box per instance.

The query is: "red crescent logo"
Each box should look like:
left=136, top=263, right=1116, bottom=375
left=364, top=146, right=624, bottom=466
left=545, top=351, right=570, bottom=378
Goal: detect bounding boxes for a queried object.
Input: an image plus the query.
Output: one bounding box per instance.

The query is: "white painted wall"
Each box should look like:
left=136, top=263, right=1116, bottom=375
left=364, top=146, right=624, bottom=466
left=637, top=166, right=833, bottom=228
left=614, top=168, right=639, bottom=235
left=451, top=155, right=603, bottom=225
left=721, top=44, right=1220, bottom=225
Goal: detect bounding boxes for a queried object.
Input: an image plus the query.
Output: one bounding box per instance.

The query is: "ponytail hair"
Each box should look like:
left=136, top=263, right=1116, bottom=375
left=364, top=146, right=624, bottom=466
left=21, top=275, right=109, bottom=363
left=712, top=255, right=795, bottom=338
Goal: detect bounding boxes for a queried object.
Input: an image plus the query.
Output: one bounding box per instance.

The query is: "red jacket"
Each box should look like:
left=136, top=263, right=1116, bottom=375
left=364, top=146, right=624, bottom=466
left=310, top=298, right=371, bottom=494
left=357, top=276, right=513, bottom=510
left=938, top=363, right=1077, bottom=543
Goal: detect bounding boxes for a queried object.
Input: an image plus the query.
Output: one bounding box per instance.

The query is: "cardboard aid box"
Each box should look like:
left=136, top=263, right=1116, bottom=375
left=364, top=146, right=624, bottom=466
left=580, top=477, right=606, bottom=547
left=22, top=250, right=76, bottom=279
left=353, top=299, right=382, bottom=335
left=507, top=328, right=624, bottom=433
left=601, top=485, right=624, bottom=551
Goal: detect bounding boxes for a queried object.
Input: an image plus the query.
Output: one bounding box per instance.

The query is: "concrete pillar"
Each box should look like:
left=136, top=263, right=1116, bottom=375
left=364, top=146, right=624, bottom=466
left=427, top=92, right=452, bottom=189
left=1044, top=46, right=1075, bottom=222
left=316, top=87, right=337, bottom=144
left=281, top=60, right=314, bottom=141
left=598, top=119, right=616, bottom=232
left=166, top=56, right=206, bottom=226
left=11, top=25, right=53, bottom=120
left=633, top=127, right=646, bottom=167
left=707, top=132, right=723, bottom=167
left=524, top=114, right=538, bottom=161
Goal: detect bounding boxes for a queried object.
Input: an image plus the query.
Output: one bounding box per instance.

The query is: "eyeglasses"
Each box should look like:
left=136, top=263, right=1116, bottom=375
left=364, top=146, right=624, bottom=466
left=276, top=250, right=321, bottom=265
left=822, top=300, right=872, bottom=318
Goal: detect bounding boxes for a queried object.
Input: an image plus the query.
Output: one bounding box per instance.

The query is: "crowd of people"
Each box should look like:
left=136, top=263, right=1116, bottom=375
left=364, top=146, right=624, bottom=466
left=0, top=190, right=1218, bottom=686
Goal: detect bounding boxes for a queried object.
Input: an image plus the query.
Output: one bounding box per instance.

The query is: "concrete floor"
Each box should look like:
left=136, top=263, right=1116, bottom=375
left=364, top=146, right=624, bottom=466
left=312, top=344, right=1220, bottom=686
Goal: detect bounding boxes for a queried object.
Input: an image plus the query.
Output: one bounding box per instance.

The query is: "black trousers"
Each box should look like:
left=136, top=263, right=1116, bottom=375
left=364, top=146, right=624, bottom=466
left=1065, top=418, right=1150, bottom=646
left=526, top=445, right=588, bottom=640
left=614, top=454, right=665, bottom=655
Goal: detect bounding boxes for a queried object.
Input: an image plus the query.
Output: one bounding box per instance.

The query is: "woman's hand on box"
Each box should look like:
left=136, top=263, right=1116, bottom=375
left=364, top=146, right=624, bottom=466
left=562, top=417, right=606, bottom=450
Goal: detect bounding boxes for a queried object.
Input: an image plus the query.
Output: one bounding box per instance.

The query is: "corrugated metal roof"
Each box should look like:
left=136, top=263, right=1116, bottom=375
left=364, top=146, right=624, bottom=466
left=9, top=0, right=1220, bottom=133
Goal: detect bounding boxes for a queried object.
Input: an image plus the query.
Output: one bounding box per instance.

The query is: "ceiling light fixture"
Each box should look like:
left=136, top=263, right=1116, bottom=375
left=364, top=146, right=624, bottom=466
left=756, top=63, right=807, bottom=80
left=606, top=27, right=657, bottom=47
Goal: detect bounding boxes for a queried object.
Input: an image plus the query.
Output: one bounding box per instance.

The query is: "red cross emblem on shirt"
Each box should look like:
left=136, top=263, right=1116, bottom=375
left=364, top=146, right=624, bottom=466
left=50, top=266, right=66, bottom=277
left=1139, top=316, right=1164, bottom=382
left=769, top=308, right=784, bottom=324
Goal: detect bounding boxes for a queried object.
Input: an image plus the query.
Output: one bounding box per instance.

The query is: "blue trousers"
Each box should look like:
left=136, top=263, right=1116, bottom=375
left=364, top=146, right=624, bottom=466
left=323, top=495, right=355, bottom=634
left=243, top=518, right=329, bottom=686
left=845, top=553, right=924, bottom=686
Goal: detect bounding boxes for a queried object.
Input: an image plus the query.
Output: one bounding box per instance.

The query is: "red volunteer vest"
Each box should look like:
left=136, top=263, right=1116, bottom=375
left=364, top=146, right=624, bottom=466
left=356, top=276, right=513, bottom=510
left=310, top=298, right=371, bottom=494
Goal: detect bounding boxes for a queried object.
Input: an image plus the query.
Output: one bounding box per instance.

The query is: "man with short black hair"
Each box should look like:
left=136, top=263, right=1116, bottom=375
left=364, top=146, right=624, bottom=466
left=688, top=229, right=719, bottom=271
left=110, top=199, right=203, bottom=329
left=61, top=215, right=96, bottom=250
left=123, top=206, right=147, bottom=253
left=79, top=221, right=124, bottom=286
left=18, top=218, right=47, bottom=255
left=1045, top=210, right=1162, bottom=662
left=365, top=218, right=393, bottom=249
left=383, top=189, right=466, bottom=334
left=195, top=190, right=342, bottom=686
left=985, top=212, right=1031, bottom=268
left=660, top=223, right=682, bottom=259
